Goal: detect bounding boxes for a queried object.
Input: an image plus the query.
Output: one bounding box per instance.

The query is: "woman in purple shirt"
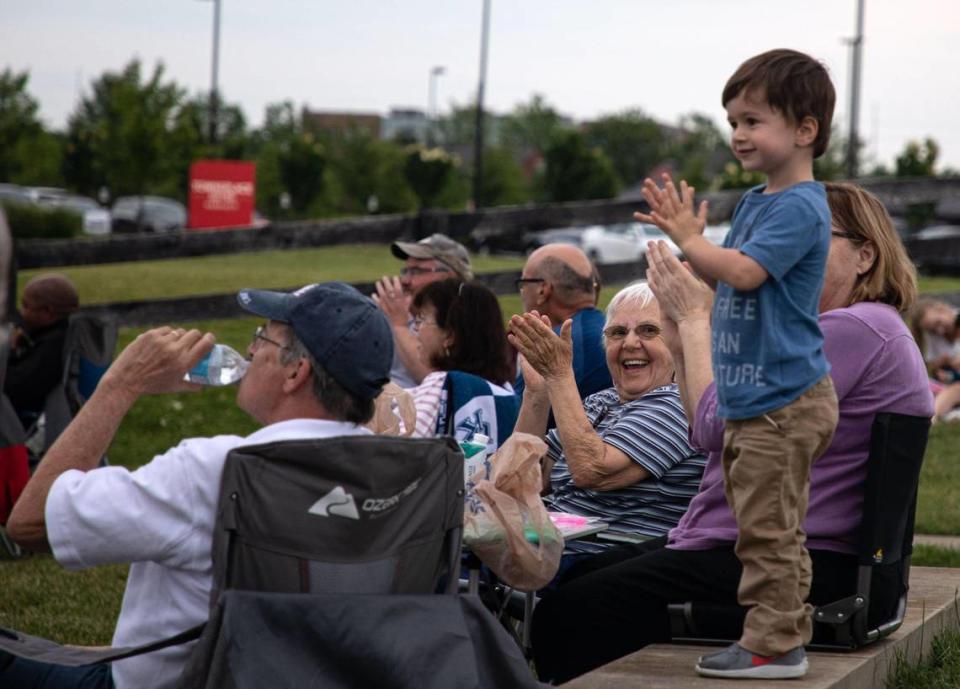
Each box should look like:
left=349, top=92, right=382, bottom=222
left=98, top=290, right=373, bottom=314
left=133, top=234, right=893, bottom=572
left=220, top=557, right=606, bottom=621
left=530, top=182, right=934, bottom=684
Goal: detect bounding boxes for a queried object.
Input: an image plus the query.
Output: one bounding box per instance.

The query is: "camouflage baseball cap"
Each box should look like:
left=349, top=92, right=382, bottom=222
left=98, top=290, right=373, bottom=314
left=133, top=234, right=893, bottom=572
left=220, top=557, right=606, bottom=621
left=391, top=233, right=473, bottom=280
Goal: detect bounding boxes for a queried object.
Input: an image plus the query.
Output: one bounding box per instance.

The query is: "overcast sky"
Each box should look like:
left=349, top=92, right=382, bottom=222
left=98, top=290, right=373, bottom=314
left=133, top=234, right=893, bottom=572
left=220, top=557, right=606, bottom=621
left=3, top=0, right=959, bottom=171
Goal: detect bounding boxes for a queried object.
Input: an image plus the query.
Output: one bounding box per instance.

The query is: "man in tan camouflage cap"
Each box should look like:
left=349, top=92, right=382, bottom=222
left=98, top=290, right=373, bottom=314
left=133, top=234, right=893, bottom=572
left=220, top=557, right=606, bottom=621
left=373, top=234, right=473, bottom=388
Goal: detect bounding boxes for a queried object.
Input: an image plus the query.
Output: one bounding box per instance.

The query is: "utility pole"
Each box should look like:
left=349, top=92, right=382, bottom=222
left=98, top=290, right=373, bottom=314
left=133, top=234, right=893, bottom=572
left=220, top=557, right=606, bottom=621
left=428, top=66, right=445, bottom=147
left=208, top=0, right=222, bottom=144
left=472, top=0, right=491, bottom=209
left=845, top=0, right=865, bottom=179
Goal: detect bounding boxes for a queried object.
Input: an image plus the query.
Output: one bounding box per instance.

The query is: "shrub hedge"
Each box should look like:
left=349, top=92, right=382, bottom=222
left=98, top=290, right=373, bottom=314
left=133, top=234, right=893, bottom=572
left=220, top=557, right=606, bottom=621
left=1, top=201, right=82, bottom=239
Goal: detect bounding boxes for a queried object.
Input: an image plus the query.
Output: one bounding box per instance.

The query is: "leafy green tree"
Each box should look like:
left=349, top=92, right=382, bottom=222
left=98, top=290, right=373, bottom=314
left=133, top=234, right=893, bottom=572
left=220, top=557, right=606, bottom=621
left=250, top=102, right=334, bottom=218
left=327, top=132, right=417, bottom=215
left=500, top=94, right=569, bottom=154
left=585, top=109, right=667, bottom=187
left=668, top=113, right=733, bottom=190
left=0, top=68, right=63, bottom=185
left=280, top=133, right=327, bottom=215
left=403, top=145, right=459, bottom=209
left=713, top=161, right=766, bottom=190
left=896, top=138, right=939, bottom=177
left=436, top=102, right=497, bottom=150
left=542, top=130, right=619, bottom=202
left=477, top=146, right=532, bottom=206
left=812, top=127, right=851, bottom=182
left=63, top=60, right=184, bottom=198
left=160, top=94, right=249, bottom=199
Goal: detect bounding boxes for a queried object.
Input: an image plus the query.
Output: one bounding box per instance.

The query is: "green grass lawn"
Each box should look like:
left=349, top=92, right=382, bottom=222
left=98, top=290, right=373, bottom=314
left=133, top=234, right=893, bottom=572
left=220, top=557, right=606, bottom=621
left=18, top=244, right=525, bottom=305
left=2, top=246, right=959, bottom=649
left=918, top=276, right=960, bottom=295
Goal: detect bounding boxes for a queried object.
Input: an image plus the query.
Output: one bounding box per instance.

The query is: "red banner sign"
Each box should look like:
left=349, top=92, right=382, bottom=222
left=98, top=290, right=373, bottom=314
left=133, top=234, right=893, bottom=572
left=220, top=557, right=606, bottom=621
left=188, top=160, right=256, bottom=230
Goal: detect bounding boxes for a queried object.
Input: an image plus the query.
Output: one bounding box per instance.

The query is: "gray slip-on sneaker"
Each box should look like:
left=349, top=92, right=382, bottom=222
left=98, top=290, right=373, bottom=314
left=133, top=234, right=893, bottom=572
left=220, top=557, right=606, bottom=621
left=695, top=643, right=808, bottom=679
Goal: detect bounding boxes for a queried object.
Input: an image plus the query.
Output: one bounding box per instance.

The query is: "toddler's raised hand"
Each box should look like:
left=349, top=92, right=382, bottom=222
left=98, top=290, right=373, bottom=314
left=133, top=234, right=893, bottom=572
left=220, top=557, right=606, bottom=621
left=633, top=173, right=708, bottom=249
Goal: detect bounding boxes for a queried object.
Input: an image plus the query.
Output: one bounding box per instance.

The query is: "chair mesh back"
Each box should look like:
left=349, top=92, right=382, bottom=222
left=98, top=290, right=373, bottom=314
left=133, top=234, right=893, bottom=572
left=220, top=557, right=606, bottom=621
left=857, top=413, right=930, bottom=567
left=209, top=435, right=464, bottom=607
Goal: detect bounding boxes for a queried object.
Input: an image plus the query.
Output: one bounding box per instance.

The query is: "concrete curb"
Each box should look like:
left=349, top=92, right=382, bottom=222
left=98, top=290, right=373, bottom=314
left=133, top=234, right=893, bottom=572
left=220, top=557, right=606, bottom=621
left=563, top=566, right=960, bottom=689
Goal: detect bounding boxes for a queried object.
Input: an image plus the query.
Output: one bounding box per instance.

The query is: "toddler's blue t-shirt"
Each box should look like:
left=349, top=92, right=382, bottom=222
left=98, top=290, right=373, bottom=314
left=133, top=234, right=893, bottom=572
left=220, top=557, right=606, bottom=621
left=713, top=181, right=831, bottom=420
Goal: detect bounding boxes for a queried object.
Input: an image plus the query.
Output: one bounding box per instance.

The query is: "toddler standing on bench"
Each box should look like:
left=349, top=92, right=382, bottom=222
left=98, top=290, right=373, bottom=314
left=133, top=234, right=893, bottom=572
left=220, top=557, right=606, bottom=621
left=636, top=48, right=839, bottom=679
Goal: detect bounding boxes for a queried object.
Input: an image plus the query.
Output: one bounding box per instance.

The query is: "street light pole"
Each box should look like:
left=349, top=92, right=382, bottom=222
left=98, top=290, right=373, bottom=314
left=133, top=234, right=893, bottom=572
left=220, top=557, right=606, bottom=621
left=472, top=0, right=491, bottom=209
left=428, top=65, right=445, bottom=147
left=845, top=0, right=865, bottom=179
left=208, top=0, right=222, bottom=144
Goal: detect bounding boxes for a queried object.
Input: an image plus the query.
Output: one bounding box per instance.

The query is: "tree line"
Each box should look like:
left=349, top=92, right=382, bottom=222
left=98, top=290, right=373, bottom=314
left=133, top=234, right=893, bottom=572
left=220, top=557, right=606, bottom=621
left=0, top=61, right=949, bottom=221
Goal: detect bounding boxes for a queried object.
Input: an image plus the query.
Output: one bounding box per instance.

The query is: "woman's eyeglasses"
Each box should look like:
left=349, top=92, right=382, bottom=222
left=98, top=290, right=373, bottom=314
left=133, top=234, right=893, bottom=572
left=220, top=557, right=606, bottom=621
left=409, top=316, right=440, bottom=333
left=831, top=229, right=863, bottom=243
left=603, top=323, right=663, bottom=341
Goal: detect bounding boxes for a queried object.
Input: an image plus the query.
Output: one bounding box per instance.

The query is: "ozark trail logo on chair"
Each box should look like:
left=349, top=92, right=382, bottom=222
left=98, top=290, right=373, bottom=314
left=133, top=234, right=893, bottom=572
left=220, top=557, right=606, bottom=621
left=307, top=486, right=360, bottom=520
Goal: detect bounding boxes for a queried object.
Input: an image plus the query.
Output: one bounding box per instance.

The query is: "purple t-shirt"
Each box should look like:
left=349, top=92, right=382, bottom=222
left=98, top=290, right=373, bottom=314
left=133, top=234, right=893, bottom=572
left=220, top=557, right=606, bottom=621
left=668, top=301, right=934, bottom=554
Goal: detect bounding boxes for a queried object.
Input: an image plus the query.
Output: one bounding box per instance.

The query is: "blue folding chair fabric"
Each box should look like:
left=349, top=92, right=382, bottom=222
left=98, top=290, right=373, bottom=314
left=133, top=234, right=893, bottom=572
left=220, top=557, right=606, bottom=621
left=437, top=371, right=520, bottom=451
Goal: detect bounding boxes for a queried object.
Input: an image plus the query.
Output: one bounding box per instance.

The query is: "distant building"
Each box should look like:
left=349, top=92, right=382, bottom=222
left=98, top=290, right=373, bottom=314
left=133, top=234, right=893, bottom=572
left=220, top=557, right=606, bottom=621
left=301, top=108, right=381, bottom=139
left=382, top=108, right=430, bottom=143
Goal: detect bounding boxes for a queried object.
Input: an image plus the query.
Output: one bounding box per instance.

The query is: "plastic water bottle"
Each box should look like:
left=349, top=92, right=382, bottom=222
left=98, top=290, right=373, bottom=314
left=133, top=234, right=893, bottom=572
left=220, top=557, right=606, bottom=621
left=184, top=344, right=249, bottom=386
left=461, top=432, right=491, bottom=487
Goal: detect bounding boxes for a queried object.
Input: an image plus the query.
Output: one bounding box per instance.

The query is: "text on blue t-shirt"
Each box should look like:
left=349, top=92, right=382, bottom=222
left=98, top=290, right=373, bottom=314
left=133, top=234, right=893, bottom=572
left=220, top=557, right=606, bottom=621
left=712, top=181, right=831, bottom=420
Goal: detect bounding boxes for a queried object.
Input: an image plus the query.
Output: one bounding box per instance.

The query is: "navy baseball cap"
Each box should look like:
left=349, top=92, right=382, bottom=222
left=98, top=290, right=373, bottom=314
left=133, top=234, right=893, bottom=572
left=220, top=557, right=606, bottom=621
left=237, top=282, right=393, bottom=400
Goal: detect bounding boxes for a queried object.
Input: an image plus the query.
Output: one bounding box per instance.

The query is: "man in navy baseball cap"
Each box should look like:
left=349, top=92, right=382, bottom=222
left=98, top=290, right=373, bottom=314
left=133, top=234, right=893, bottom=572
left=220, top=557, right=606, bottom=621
left=3, top=282, right=393, bottom=689
left=237, top=281, right=393, bottom=403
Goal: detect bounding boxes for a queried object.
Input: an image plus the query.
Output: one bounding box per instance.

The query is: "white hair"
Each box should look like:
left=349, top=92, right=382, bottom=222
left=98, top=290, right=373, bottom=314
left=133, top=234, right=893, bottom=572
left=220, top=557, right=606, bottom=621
left=604, top=281, right=656, bottom=330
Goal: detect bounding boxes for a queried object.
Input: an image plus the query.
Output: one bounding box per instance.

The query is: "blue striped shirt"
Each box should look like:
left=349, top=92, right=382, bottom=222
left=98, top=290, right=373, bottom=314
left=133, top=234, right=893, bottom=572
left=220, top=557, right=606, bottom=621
left=544, top=384, right=706, bottom=554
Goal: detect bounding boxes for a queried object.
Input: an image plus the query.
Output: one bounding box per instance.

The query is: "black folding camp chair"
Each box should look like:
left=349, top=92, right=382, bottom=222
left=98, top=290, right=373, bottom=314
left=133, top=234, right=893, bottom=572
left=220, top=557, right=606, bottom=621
left=29, top=312, right=117, bottom=463
left=0, top=435, right=542, bottom=688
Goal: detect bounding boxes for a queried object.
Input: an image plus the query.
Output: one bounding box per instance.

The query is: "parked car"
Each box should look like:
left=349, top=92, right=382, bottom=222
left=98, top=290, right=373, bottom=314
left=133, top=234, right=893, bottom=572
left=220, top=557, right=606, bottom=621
left=581, top=222, right=681, bottom=264
left=112, top=196, right=187, bottom=233
left=703, top=223, right=731, bottom=246
left=55, top=195, right=111, bottom=236
left=26, top=186, right=69, bottom=204
left=470, top=226, right=586, bottom=256
left=912, top=224, right=960, bottom=241
left=904, top=224, right=960, bottom=274
left=0, top=183, right=33, bottom=206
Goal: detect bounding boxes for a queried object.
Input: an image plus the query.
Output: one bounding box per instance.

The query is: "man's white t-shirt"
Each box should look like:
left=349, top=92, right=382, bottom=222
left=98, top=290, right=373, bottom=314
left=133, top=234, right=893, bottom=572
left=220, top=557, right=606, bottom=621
left=46, top=418, right=370, bottom=689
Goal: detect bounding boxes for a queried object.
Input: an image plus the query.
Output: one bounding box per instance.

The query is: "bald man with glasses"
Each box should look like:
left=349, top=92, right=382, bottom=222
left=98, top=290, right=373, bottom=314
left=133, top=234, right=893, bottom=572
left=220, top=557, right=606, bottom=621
left=373, top=234, right=473, bottom=388
left=514, top=244, right=612, bottom=416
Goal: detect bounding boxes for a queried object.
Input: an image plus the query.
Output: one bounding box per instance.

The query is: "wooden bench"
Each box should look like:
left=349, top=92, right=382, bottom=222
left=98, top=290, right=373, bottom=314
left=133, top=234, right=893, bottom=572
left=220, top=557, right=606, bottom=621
left=563, top=566, right=960, bottom=689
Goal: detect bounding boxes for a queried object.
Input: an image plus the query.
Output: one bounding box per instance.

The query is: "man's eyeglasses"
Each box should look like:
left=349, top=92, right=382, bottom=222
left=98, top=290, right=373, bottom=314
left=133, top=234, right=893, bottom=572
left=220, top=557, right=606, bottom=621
left=251, top=325, right=288, bottom=352
left=603, top=323, right=663, bottom=342
left=409, top=316, right=440, bottom=333
left=400, top=266, right=452, bottom=277
left=515, top=277, right=545, bottom=291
